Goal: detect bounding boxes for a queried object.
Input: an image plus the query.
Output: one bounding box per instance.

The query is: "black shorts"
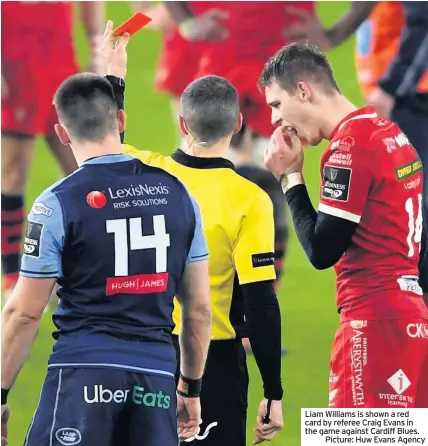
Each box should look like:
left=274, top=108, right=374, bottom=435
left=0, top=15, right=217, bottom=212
left=24, top=367, right=178, bottom=446
left=173, top=336, right=249, bottom=446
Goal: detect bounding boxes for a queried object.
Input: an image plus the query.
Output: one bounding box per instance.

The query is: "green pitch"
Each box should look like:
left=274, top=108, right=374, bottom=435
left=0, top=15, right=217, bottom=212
left=8, top=2, right=362, bottom=445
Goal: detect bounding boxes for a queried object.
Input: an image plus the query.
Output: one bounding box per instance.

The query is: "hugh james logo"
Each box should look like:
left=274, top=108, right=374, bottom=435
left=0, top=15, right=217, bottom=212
left=55, top=428, right=82, bottom=445
left=108, top=183, right=169, bottom=199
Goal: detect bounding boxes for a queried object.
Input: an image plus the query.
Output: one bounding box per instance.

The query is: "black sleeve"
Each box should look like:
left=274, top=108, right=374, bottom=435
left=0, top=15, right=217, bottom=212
left=378, top=2, right=428, bottom=98
left=240, top=280, right=283, bottom=401
left=105, top=75, right=125, bottom=143
left=285, top=184, right=358, bottom=270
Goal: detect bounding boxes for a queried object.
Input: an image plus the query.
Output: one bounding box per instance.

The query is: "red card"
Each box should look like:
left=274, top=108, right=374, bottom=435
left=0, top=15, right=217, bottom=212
left=113, top=12, right=152, bottom=37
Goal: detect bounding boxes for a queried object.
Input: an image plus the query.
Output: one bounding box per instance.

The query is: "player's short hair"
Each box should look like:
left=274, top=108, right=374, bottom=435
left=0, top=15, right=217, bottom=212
left=54, top=73, right=119, bottom=142
left=258, top=43, right=341, bottom=95
left=180, top=75, right=240, bottom=146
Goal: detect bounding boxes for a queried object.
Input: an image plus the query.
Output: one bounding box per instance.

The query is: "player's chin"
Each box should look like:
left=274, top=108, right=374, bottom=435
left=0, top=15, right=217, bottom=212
left=306, top=136, right=322, bottom=147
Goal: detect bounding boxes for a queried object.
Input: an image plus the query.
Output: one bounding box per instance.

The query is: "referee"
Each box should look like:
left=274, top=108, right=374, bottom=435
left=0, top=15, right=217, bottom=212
left=102, top=21, right=284, bottom=446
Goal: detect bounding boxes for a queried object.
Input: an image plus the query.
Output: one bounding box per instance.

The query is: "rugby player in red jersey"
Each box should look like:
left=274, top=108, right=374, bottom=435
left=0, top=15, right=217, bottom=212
left=166, top=2, right=315, bottom=354
left=262, top=43, right=428, bottom=408
left=133, top=1, right=228, bottom=138
left=1, top=1, right=105, bottom=295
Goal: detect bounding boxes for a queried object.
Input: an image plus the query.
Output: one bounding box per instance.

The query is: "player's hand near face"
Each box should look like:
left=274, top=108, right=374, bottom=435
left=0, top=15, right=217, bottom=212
left=1, top=404, right=10, bottom=446
left=180, top=9, right=229, bottom=42
left=253, top=399, right=283, bottom=444
left=265, top=126, right=304, bottom=179
left=284, top=7, right=333, bottom=50
left=101, top=20, right=130, bottom=79
left=176, top=394, right=201, bottom=441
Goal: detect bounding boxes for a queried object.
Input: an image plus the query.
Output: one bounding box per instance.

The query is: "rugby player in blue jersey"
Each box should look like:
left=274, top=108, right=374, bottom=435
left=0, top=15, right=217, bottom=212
left=1, top=34, right=212, bottom=446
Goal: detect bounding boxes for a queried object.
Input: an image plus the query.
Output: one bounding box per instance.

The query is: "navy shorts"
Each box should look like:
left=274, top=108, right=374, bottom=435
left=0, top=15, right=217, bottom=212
left=24, top=367, right=178, bottom=446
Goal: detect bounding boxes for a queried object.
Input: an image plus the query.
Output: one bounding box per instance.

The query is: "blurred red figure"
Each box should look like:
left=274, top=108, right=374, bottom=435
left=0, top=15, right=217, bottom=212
left=1, top=1, right=105, bottom=295
left=133, top=2, right=226, bottom=131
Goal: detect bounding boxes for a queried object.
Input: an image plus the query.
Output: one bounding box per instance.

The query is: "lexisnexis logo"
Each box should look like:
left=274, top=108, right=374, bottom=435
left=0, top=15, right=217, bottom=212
left=108, top=184, right=169, bottom=199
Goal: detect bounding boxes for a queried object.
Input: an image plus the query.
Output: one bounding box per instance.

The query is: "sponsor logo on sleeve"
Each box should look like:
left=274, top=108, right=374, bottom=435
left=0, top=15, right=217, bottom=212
left=23, top=221, right=43, bottom=257
left=251, top=252, right=274, bottom=268
left=322, top=165, right=352, bottom=202
left=31, top=202, right=53, bottom=217
left=384, top=133, right=410, bottom=153
left=395, top=159, right=422, bottom=181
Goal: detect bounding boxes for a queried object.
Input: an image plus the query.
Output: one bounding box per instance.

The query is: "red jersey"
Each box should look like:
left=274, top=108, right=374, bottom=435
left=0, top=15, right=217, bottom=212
left=191, top=1, right=315, bottom=61
left=1, top=1, right=73, bottom=42
left=319, top=107, right=424, bottom=318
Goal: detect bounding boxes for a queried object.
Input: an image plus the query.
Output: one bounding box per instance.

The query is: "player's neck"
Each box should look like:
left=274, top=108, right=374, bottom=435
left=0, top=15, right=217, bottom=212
left=185, top=142, right=229, bottom=159
left=320, top=95, right=358, bottom=140
left=72, top=136, right=123, bottom=166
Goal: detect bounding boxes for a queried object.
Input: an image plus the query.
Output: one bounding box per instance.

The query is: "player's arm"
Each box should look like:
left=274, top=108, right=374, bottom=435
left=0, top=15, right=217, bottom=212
left=102, top=19, right=127, bottom=143
left=234, top=193, right=283, bottom=402
left=377, top=2, right=428, bottom=99
left=323, top=1, right=377, bottom=48
left=269, top=130, right=369, bottom=270
left=163, top=1, right=228, bottom=42
left=1, top=193, right=64, bottom=404
left=286, top=2, right=377, bottom=50
left=175, top=196, right=211, bottom=386
left=80, top=1, right=106, bottom=74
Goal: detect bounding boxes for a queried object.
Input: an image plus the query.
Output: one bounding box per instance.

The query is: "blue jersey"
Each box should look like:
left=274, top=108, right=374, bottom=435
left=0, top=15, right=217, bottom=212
left=21, top=154, right=209, bottom=377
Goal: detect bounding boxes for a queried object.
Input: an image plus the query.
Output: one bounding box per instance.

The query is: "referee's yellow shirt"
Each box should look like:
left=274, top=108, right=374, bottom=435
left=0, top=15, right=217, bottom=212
left=123, top=145, right=276, bottom=340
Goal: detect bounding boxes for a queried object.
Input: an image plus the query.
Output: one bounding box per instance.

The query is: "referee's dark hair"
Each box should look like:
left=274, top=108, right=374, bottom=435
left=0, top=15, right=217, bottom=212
left=259, top=43, right=341, bottom=95
left=180, top=75, right=240, bottom=146
left=54, top=73, right=120, bottom=142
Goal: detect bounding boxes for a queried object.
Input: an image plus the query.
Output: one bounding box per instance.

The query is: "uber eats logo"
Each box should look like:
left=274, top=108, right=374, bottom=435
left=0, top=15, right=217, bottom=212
left=83, top=385, right=171, bottom=409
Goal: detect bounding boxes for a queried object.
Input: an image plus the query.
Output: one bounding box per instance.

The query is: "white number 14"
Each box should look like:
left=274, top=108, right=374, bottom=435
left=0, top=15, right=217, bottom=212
left=405, top=194, right=423, bottom=257
left=106, top=215, right=170, bottom=276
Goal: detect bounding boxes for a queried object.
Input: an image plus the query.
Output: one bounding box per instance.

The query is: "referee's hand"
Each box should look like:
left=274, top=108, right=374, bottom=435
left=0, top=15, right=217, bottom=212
left=177, top=394, right=201, bottom=441
left=253, top=399, right=283, bottom=444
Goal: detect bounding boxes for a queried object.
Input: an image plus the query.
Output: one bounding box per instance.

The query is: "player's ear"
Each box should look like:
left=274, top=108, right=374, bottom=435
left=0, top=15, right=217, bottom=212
left=233, top=113, right=243, bottom=135
left=297, top=81, right=311, bottom=103
left=178, top=115, right=189, bottom=136
left=117, top=109, right=126, bottom=134
left=54, top=124, right=71, bottom=146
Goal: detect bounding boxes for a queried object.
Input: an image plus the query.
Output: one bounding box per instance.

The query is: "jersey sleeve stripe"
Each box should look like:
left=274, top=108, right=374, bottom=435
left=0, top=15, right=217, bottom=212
left=191, top=253, right=209, bottom=259
left=318, top=203, right=361, bottom=223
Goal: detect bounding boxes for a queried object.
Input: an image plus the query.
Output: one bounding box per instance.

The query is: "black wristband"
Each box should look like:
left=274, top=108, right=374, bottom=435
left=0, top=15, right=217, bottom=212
left=105, top=75, right=125, bottom=89
left=1, top=388, right=9, bottom=405
left=177, top=374, right=202, bottom=398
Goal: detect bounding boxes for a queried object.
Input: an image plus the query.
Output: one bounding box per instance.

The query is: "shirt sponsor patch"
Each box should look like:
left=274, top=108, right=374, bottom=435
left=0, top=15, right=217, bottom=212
left=31, top=202, right=53, bottom=217
left=322, top=165, right=352, bottom=202
left=395, top=159, right=422, bottom=181
left=23, top=221, right=43, bottom=257
left=252, top=252, right=274, bottom=268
